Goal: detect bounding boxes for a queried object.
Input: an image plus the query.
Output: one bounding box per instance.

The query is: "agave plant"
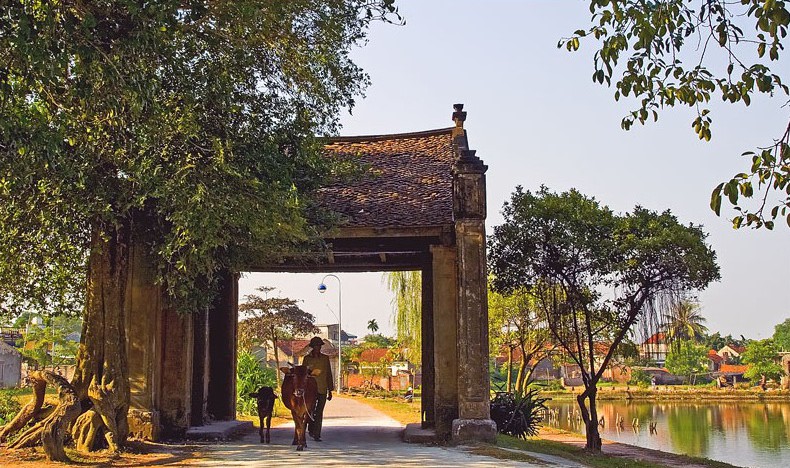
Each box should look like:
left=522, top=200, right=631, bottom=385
left=490, top=387, right=548, bottom=439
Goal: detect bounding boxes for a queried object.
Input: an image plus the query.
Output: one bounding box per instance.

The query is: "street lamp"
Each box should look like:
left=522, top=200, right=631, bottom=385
left=318, top=274, right=342, bottom=394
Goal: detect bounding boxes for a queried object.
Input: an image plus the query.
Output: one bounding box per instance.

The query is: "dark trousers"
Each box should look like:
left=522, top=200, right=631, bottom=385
left=308, top=393, right=327, bottom=438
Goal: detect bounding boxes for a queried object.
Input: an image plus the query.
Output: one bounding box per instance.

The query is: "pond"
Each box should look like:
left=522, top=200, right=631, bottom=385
left=544, top=399, right=790, bottom=468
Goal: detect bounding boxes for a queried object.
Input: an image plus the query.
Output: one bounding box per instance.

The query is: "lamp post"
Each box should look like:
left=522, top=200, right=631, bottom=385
left=318, top=274, right=342, bottom=394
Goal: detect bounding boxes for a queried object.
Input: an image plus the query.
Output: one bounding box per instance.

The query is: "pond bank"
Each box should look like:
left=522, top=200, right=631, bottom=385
left=531, top=428, right=740, bottom=468
left=542, top=387, right=790, bottom=401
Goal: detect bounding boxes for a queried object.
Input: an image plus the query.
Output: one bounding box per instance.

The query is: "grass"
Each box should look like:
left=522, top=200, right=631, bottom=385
left=345, top=394, right=422, bottom=426
left=496, top=433, right=739, bottom=468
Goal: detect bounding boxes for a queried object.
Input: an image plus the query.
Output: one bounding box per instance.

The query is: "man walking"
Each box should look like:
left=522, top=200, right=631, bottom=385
left=302, top=336, right=334, bottom=441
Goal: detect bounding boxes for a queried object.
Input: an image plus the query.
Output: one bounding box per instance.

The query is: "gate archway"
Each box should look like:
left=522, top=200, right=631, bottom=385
left=124, top=104, right=495, bottom=443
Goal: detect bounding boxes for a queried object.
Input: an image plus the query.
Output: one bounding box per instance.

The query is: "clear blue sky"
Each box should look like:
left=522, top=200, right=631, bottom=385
left=240, top=1, right=789, bottom=341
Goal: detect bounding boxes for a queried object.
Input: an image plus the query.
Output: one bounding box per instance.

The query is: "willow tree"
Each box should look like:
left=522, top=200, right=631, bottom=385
left=0, top=0, right=399, bottom=459
left=385, top=271, right=421, bottom=364
left=489, top=186, right=720, bottom=451
left=488, top=287, right=554, bottom=392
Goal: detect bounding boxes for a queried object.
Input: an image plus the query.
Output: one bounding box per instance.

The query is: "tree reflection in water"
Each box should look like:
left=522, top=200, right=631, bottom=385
left=545, top=400, right=790, bottom=467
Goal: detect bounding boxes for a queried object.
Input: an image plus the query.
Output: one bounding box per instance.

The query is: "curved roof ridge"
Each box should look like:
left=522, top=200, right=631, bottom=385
left=325, top=127, right=453, bottom=143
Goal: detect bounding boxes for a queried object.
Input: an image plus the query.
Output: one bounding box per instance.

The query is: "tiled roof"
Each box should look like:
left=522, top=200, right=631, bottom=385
left=359, top=348, right=389, bottom=363
left=319, top=128, right=457, bottom=229
left=720, top=364, right=749, bottom=374
left=643, top=333, right=667, bottom=345
left=707, top=349, right=724, bottom=363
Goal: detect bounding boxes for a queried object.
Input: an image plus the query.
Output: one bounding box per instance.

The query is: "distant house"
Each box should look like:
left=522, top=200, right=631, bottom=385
left=301, top=324, right=355, bottom=347
left=640, top=333, right=669, bottom=366
left=717, top=344, right=746, bottom=363
left=0, top=341, right=22, bottom=388
left=355, top=348, right=410, bottom=377
left=0, top=327, right=23, bottom=347
left=707, top=349, right=724, bottom=371
left=251, top=339, right=339, bottom=379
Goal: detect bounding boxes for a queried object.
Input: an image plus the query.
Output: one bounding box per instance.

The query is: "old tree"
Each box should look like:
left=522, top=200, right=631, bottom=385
left=0, top=0, right=399, bottom=460
left=488, top=186, right=719, bottom=450
left=564, top=1, right=790, bottom=228
left=238, top=288, right=318, bottom=384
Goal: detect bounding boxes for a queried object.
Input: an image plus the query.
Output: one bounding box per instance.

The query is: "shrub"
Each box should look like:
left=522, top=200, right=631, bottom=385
left=490, top=388, right=547, bottom=439
left=629, top=369, right=652, bottom=387
left=236, top=350, right=277, bottom=416
left=0, top=390, right=22, bottom=425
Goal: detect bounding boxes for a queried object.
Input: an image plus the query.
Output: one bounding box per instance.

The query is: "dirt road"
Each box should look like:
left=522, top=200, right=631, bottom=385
left=192, top=396, right=542, bottom=467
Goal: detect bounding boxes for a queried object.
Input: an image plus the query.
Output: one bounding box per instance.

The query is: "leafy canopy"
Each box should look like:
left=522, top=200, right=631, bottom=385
left=0, top=0, right=401, bottom=318
left=563, top=1, right=790, bottom=229
left=489, top=186, right=719, bottom=449
left=237, top=287, right=318, bottom=351
left=742, top=338, right=783, bottom=381
left=664, top=339, right=708, bottom=380
left=772, top=318, right=790, bottom=351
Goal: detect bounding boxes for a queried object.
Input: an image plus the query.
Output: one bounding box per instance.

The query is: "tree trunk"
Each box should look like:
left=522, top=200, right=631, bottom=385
left=69, top=221, right=131, bottom=454
left=515, top=359, right=527, bottom=393
left=506, top=346, right=513, bottom=393
left=272, top=334, right=281, bottom=385
left=577, top=385, right=602, bottom=451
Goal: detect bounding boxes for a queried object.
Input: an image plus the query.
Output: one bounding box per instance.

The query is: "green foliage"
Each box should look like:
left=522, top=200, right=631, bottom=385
left=703, top=332, right=748, bottom=352
left=742, top=339, right=783, bottom=382
left=772, top=318, right=790, bottom=351
left=367, top=319, right=379, bottom=334
left=384, top=271, right=421, bottom=364
left=663, top=299, right=708, bottom=344
left=563, top=1, right=790, bottom=229
left=490, top=388, right=548, bottom=439
left=628, top=369, right=653, bottom=387
left=489, top=186, right=720, bottom=383
left=0, top=1, right=402, bottom=319
left=489, top=186, right=719, bottom=449
left=236, top=350, right=277, bottom=416
left=665, top=340, right=708, bottom=381
left=19, top=315, right=81, bottom=369
left=361, top=333, right=397, bottom=348
left=488, top=286, right=554, bottom=392
left=0, top=389, right=22, bottom=425
left=237, top=288, right=317, bottom=351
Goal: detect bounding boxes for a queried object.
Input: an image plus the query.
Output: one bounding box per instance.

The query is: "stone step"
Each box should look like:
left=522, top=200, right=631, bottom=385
left=402, top=423, right=437, bottom=443
left=185, top=420, right=254, bottom=441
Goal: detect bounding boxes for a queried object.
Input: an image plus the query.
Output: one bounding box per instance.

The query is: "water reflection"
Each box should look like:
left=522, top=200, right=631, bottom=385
left=544, top=400, right=790, bottom=467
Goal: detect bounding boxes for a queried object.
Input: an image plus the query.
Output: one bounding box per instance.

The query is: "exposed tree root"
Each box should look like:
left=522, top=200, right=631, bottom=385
left=0, top=372, right=47, bottom=442
left=72, top=408, right=103, bottom=452
left=6, top=371, right=81, bottom=462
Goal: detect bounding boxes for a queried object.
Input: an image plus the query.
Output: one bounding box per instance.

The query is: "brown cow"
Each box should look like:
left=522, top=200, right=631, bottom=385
left=248, top=386, right=277, bottom=443
left=280, top=365, right=321, bottom=451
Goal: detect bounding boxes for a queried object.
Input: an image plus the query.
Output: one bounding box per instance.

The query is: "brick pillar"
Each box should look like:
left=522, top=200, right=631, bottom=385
left=430, top=245, right=458, bottom=440
left=450, top=108, right=496, bottom=442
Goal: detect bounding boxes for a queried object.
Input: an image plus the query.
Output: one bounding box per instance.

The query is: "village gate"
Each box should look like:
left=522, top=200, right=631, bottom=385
left=123, top=105, right=495, bottom=443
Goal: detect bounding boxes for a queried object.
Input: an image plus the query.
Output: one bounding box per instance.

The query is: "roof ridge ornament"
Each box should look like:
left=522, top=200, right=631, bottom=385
left=452, top=103, right=467, bottom=139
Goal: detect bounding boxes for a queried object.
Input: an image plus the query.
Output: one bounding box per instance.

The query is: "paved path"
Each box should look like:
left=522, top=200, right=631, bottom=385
left=191, top=396, right=543, bottom=467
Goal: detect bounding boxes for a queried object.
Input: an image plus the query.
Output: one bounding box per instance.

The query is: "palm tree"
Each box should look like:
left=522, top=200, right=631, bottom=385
left=367, top=319, right=379, bottom=334
left=663, top=299, right=708, bottom=344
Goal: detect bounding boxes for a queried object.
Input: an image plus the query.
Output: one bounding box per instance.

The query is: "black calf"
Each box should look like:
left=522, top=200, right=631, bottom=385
left=249, top=386, right=277, bottom=443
